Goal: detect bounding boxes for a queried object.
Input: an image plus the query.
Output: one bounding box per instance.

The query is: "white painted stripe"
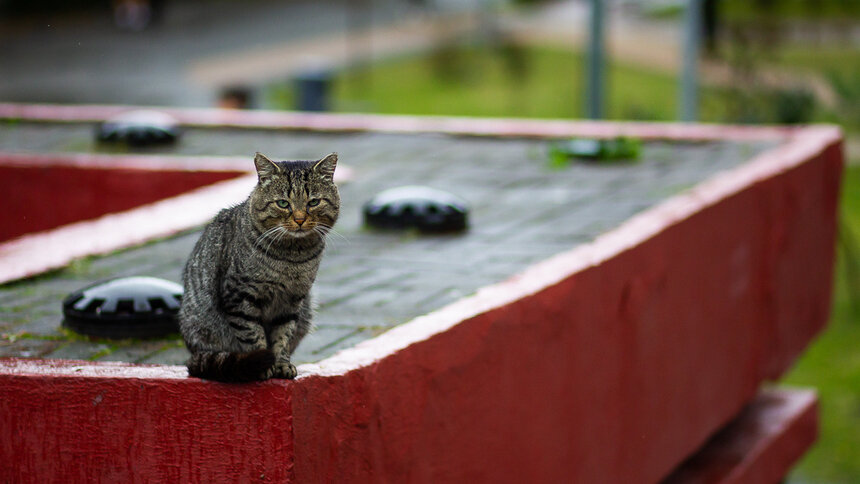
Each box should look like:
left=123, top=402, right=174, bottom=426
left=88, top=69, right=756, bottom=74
left=0, top=175, right=256, bottom=283
left=0, top=102, right=797, bottom=141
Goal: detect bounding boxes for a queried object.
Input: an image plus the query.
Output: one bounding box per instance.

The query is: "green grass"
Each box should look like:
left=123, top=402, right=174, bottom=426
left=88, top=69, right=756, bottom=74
left=332, top=45, right=590, bottom=118
left=269, top=45, right=687, bottom=121
left=783, top=164, right=860, bottom=482
left=270, top=43, right=843, bottom=130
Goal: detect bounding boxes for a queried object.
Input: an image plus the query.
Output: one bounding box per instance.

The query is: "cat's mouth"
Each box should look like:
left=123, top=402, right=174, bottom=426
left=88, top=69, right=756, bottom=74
left=286, top=225, right=314, bottom=238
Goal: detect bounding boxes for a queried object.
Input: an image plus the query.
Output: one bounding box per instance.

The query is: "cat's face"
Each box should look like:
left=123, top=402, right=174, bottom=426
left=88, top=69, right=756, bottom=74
left=248, top=152, right=340, bottom=240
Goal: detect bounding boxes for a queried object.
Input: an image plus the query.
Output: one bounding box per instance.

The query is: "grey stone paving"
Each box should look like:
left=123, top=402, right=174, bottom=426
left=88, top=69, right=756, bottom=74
left=0, top=122, right=777, bottom=364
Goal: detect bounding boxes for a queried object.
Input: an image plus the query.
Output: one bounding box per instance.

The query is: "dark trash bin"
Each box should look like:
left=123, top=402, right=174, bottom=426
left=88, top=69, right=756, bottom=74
left=294, top=69, right=332, bottom=112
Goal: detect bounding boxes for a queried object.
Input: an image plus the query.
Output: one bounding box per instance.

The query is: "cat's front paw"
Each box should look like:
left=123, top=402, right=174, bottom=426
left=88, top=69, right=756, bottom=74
left=267, top=362, right=297, bottom=380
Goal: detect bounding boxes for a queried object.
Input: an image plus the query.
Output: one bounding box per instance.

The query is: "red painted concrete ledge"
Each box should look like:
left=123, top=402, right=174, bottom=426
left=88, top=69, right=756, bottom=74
left=0, top=104, right=844, bottom=483
left=665, top=388, right=819, bottom=484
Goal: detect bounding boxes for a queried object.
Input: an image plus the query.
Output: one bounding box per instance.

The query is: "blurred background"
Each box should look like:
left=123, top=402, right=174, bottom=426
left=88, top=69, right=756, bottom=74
left=1, top=0, right=858, bottom=481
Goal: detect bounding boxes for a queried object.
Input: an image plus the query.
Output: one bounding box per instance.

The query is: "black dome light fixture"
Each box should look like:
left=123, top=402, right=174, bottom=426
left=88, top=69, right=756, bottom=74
left=62, top=277, right=183, bottom=339
left=96, top=110, right=181, bottom=147
left=363, top=185, right=469, bottom=233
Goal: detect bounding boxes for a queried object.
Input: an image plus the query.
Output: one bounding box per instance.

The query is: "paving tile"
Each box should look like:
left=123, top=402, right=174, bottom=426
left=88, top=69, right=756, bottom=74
left=43, top=341, right=113, bottom=361
left=138, top=345, right=191, bottom=366
left=95, top=340, right=177, bottom=364
left=0, top=338, right=62, bottom=358
left=293, top=326, right=377, bottom=365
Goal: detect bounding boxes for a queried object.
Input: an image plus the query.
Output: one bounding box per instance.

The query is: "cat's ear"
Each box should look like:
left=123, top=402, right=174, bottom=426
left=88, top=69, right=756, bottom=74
left=254, top=152, right=280, bottom=183
left=313, top=153, right=338, bottom=181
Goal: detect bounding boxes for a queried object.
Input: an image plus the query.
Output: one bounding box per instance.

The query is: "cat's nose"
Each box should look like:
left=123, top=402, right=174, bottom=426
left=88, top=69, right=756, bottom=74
left=293, top=211, right=307, bottom=226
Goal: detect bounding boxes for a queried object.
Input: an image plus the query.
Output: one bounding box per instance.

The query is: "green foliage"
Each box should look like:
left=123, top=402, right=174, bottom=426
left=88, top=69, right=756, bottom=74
left=706, top=86, right=817, bottom=125
left=778, top=47, right=860, bottom=130
left=721, top=0, right=860, bottom=20
left=772, top=88, right=816, bottom=124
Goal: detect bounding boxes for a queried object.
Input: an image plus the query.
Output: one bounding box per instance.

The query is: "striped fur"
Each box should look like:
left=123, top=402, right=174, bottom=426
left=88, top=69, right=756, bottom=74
left=187, top=350, right=276, bottom=383
left=179, top=153, right=339, bottom=382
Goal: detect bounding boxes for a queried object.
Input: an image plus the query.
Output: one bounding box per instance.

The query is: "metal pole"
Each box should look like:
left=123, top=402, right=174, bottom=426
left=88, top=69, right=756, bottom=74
left=680, top=0, right=703, bottom=122
left=586, top=0, right=605, bottom=120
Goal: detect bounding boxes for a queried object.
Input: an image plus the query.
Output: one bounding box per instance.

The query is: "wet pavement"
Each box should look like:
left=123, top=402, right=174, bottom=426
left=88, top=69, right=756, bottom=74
left=0, top=120, right=776, bottom=364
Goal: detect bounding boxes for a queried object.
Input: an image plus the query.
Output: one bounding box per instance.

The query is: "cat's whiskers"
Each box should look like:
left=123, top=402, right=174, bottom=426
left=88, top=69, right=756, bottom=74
left=312, top=223, right=348, bottom=252
left=275, top=227, right=291, bottom=254
left=255, top=227, right=283, bottom=256
left=311, top=226, right=336, bottom=250
left=315, top=223, right=349, bottom=243
left=254, top=225, right=283, bottom=249
left=261, top=226, right=288, bottom=257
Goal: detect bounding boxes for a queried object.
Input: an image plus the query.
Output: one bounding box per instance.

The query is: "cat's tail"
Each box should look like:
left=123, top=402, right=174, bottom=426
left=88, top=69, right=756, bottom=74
left=186, top=349, right=275, bottom=382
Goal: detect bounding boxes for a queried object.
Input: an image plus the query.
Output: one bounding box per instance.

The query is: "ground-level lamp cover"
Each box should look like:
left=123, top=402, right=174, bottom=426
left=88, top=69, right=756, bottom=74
left=96, top=109, right=181, bottom=146
left=363, top=185, right=469, bottom=233
left=62, top=277, right=183, bottom=339
left=548, top=137, right=642, bottom=168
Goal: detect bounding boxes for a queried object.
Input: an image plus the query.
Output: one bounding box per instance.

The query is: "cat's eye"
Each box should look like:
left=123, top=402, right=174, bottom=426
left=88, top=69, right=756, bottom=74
left=307, top=199, right=321, bottom=207
left=275, top=200, right=290, bottom=209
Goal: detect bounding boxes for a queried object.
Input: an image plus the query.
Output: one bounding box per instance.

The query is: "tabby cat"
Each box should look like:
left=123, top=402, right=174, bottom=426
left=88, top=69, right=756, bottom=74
left=178, top=152, right=339, bottom=382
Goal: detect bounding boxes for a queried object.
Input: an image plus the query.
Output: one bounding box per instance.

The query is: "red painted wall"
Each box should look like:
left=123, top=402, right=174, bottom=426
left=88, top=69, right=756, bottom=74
left=0, top=363, right=294, bottom=483
left=0, top=165, right=242, bottom=243
left=287, top=143, right=842, bottom=483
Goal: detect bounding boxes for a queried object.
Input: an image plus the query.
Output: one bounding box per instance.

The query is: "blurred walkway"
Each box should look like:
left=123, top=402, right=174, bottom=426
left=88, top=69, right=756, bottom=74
left=189, top=13, right=477, bottom=90
left=0, top=0, right=421, bottom=107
